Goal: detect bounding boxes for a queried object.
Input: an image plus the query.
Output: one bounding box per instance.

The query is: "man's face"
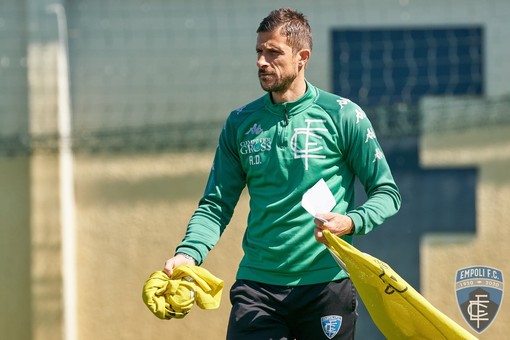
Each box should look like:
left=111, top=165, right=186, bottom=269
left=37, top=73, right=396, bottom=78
left=256, top=28, right=300, bottom=94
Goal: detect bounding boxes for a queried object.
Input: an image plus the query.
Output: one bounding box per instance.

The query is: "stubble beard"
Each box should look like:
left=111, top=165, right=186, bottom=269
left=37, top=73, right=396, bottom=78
left=258, top=71, right=298, bottom=94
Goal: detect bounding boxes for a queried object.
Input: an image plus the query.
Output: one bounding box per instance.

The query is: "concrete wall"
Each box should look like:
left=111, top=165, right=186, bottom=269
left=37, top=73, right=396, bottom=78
left=25, top=140, right=510, bottom=340
left=73, top=152, right=247, bottom=339
left=420, top=97, right=510, bottom=340
left=1, top=0, right=510, bottom=339
left=0, top=157, right=32, bottom=339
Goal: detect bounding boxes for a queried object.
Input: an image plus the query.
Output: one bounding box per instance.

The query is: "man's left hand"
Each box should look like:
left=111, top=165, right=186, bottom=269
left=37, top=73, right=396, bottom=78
left=314, top=212, right=354, bottom=244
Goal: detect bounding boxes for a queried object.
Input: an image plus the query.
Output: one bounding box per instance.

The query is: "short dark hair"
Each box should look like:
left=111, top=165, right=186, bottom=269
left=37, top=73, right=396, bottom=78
left=257, top=8, right=313, bottom=52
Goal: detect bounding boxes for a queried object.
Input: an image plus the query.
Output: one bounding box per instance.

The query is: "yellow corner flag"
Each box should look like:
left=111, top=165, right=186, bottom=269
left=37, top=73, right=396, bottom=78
left=323, top=231, right=477, bottom=340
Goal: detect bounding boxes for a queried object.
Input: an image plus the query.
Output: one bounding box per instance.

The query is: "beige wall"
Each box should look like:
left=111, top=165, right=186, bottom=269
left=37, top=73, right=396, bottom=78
left=30, top=153, right=66, bottom=340
left=73, top=151, right=247, bottom=339
left=2, top=0, right=510, bottom=339
left=0, top=157, right=31, bottom=339
left=3, top=100, right=509, bottom=340
left=420, top=122, right=510, bottom=339
left=23, top=150, right=245, bottom=339
left=20, top=142, right=508, bottom=339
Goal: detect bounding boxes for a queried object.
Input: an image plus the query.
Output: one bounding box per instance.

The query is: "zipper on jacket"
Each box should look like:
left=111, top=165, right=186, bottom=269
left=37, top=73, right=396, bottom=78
left=279, top=108, right=289, bottom=148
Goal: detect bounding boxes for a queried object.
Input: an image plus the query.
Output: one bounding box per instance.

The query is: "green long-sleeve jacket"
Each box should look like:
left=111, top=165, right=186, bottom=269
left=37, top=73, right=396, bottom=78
left=176, top=81, right=401, bottom=286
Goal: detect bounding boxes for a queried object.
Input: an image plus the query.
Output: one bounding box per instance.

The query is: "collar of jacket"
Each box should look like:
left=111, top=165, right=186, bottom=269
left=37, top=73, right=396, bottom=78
left=264, top=80, right=317, bottom=118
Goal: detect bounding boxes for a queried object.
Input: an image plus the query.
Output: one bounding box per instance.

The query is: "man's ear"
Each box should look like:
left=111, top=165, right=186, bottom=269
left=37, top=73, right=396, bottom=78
left=298, top=49, right=311, bottom=69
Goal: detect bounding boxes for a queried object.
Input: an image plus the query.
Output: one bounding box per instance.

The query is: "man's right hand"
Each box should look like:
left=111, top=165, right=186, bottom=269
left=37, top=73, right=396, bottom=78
left=163, top=253, right=196, bottom=277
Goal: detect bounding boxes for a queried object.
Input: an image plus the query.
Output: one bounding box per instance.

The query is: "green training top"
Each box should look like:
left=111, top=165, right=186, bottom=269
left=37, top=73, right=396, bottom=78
left=176, top=81, right=401, bottom=286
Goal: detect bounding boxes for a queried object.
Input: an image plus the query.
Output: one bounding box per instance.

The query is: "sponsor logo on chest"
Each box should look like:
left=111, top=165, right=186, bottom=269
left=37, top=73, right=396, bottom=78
left=241, top=123, right=272, bottom=166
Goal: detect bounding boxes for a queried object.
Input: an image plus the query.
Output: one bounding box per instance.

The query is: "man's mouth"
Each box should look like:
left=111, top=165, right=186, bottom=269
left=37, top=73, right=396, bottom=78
left=259, top=74, right=274, bottom=83
left=258, top=71, right=273, bottom=77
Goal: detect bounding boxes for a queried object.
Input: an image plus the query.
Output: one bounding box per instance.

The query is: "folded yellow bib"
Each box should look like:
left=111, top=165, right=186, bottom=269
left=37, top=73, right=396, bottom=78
left=142, top=265, right=224, bottom=320
left=323, top=231, right=477, bottom=340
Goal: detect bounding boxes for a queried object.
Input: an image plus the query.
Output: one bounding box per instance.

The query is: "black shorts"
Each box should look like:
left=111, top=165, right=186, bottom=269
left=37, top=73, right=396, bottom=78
left=226, top=278, right=358, bottom=340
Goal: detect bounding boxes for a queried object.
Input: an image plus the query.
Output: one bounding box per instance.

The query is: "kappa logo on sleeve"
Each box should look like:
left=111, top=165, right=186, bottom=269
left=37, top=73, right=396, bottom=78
left=245, top=123, right=263, bottom=136
left=321, top=315, right=343, bottom=339
left=455, top=265, right=504, bottom=334
left=373, top=148, right=384, bottom=163
left=235, top=105, right=246, bottom=115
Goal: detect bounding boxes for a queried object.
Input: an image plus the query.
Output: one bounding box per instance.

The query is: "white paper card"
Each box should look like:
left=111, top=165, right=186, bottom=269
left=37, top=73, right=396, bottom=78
left=301, top=178, right=336, bottom=220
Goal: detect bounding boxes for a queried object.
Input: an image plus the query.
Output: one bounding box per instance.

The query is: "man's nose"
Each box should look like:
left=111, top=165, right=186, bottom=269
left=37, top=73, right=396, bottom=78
left=257, top=54, right=269, bottom=68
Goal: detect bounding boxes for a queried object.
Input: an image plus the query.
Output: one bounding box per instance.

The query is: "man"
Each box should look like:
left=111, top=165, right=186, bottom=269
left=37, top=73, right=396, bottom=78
left=164, top=8, right=401, bottom=339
